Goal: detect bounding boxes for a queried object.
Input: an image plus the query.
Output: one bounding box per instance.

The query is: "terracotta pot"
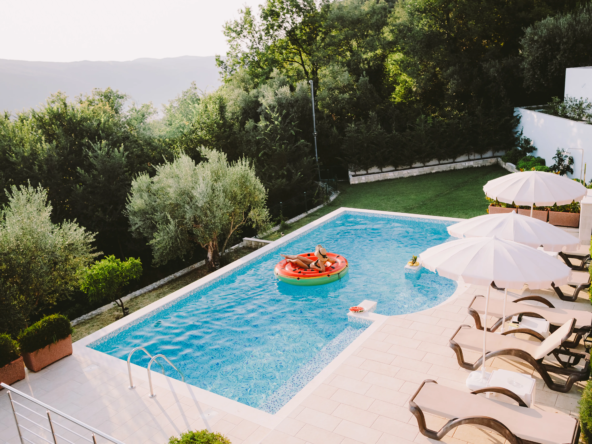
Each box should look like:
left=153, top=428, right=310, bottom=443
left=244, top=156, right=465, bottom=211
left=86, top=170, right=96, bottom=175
left=488, top=205, right=516, bottom=215
left=22, top=336, right=72, bottom=372
left=0, top=357, right=25, bottom=387
left=548, top=211, right=580, bottom=228
left=517, top=208, right=548, bottom=222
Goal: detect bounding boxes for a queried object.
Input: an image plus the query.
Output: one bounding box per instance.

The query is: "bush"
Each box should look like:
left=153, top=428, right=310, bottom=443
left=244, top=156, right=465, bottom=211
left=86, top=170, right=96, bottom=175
left=547, top=96, right=592, bottom=124
left=0, top=334, right=20, bottom=368
left=550, top=149, right=574, bottom=176
left=168, top=430, right=231, bottom=444
left=501, top=136, right=536, bottom=165
left=581, top=379, right=592, bottom=443
left=517, top=156, right=545, bottom=170
left=18, top=314, right=73, bottom=354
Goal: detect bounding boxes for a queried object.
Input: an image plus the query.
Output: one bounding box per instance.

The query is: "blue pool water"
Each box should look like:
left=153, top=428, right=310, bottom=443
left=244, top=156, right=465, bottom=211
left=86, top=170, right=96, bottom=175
left=89, top=211, right=456, bottom=413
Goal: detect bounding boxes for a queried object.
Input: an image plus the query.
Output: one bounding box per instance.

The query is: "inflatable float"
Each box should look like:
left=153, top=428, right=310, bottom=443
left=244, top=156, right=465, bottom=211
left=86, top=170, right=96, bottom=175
left=274, top=252, right=349, bottom=286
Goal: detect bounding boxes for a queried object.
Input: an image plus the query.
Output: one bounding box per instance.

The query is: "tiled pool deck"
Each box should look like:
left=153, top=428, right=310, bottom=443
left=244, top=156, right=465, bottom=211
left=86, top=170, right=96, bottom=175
left=1, top=209, right=588, bottom=444
left=2, top=281, right=588, bottom=444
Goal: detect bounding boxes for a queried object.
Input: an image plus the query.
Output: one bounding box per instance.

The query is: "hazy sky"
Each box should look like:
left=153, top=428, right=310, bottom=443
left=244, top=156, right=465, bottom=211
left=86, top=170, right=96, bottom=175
left=0, top=0, right=266, bottom=62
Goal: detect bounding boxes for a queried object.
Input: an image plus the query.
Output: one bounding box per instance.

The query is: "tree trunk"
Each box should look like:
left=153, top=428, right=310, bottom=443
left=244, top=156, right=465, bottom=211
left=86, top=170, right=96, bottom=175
left=206, top=240, right=221, bottom=271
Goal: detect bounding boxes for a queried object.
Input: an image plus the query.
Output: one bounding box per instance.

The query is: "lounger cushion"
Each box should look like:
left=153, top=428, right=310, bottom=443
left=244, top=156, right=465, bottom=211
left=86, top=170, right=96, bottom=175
left=453, top=327, right=540, bottom=357
left=414, top=382, right=577, bottom=444
left=470, top=296, right=592, bottom=329
left=567, top=270, right=590, bottom=287
left=534, top=320, right=573, bottom=360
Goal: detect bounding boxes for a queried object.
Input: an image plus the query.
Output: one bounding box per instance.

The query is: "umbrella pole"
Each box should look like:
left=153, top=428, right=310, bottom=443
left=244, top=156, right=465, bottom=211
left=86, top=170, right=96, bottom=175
left=530, top=204, right=534, bottom=218
left=501, top=289, right=507, bottom=333
left=482, top=284, right=490, bottom=376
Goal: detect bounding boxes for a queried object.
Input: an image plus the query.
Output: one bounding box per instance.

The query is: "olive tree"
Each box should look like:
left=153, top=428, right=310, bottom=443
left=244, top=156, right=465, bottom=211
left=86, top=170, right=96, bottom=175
left=126, top=150, right=270, bottom=270
left=0, top=184, right=97, bottom=335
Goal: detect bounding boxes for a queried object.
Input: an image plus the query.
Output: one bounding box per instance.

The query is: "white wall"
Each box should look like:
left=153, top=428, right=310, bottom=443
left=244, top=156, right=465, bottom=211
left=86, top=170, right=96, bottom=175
left=565, top=67, right=592, bottom=101
left=516, top=107, right=592, bottom=182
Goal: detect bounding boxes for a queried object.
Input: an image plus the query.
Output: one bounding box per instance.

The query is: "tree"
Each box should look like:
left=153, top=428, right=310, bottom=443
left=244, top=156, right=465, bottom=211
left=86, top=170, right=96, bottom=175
left=0, top=184, right=97, bottom=335
left=126, top=150, right=270, bottom=270
left=80, top=256, right=142, bottom=317
left=521, top=4, right=592, bottom=96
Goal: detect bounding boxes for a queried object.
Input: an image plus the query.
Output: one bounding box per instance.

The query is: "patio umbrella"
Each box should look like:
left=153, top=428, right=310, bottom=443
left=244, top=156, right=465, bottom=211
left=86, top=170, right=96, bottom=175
left=418, top=236, right=571, bottom=379
left=483, top=171, right=586, bottom=217
left=447, top=211, right=579, bottom=331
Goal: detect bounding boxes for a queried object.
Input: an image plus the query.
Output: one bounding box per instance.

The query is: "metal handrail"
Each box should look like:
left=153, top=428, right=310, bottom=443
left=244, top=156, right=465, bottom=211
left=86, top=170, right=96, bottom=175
left=1, top=382, right=124, bottom=444
left=126, top=346, right=164, bottom=389
left=147, top=354, right=185, bottom=398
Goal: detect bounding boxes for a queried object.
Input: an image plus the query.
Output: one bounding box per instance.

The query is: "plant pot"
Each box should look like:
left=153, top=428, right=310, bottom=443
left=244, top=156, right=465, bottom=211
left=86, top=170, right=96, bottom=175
left=22, top=335, right=72, bottom=372
left=488, top=205, right=516, bottom=215
left=548, top=211, right=580, bottom=228
left=517, top=208, right=548, bottom=222
left=0, top=357, right=25, bottom=387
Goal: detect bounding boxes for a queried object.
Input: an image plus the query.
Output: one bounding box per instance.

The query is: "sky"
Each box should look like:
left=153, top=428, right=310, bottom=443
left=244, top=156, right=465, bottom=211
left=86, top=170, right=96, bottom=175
left=0, top=0, right=266, bottom=62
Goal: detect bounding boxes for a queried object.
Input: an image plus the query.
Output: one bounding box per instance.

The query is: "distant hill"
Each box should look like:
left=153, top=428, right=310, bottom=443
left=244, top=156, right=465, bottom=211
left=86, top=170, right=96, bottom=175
left=0, top=56, right=221, bottom=114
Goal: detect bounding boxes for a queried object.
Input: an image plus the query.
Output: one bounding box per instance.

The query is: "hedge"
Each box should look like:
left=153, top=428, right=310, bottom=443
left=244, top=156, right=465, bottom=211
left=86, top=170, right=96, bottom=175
left=581, top=379, right=592, bottom=443
left=0, top=334, right=20, bottom=368
left=168, top=430, right=231, bottom=444
left=18, top=314, right=73, bottom=354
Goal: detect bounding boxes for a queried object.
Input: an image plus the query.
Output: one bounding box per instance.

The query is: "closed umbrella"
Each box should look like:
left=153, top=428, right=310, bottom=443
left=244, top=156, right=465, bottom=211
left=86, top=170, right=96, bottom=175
left=418, top=236, right=571, bottom=382
left=483, top=171, right=586, bottom=217
left=447, top=211, right=580, bottom=332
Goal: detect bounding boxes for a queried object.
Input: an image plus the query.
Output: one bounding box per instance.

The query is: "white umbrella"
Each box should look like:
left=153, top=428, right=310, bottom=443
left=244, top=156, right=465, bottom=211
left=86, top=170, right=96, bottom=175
left=418, top=236, right=571, bottom=379
left=447, top=211, right=579, bottom=332
left=447, top=210, right=580, bottom=252
left=483, top=171, right=586, bottom=216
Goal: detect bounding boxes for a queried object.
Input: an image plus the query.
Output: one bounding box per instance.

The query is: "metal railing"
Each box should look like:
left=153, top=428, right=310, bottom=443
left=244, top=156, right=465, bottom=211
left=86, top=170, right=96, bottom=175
left=1, top=382, right=125, bottom=444
left=126, top=347, right=185, bottom=398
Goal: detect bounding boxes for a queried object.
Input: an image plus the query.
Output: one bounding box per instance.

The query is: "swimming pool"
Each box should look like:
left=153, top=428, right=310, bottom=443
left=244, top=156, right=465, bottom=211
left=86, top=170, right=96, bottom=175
left=89, top=210, right=457, bottom=413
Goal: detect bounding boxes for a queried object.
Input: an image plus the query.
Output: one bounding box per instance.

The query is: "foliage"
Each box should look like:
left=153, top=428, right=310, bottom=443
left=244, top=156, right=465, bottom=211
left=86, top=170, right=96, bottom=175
left=168, top=430, right=231, bottom=444
left=0, top=184, right=97, bottom=336
left=80, top=256, right=142, bottom=317
left=0, top=334, right=20, bottom=368
left=517, top=156, right=545, bottom=171
left=501, top=136, right=536, bottom=165
left=18, top=314, right=73, bottom=354
left=126, top=150, right=270, bottom=270
left=546, top=201, right=580, bottom=213
left=521, top=4, right=592, bottom=95
left=580, top=379, right=592, bottom=443
left=546, top=96, right=592, bottom=124
left=550, top=149, right=574, bottom=176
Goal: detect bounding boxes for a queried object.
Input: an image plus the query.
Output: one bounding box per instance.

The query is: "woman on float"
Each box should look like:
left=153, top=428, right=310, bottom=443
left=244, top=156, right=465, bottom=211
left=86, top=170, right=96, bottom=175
left=281, top=245, right=330, bottom=272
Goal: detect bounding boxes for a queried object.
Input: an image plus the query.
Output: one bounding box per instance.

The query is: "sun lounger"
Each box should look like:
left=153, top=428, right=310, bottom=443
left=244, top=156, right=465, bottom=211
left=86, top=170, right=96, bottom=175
left=551, top=270, right=591, bottom=302
left=559, top=251, right=591, bottom=271
left=449, top=319, right=590, bottom=393
left=409, top=379, right=580, bottom=444
left=468, top=295, right=592, bottom=348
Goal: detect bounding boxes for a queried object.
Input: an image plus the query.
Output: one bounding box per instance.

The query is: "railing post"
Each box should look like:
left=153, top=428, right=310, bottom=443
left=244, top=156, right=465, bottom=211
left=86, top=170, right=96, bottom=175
left=47, top=411, right=58, bottom=444
left=8, top=392, right=25, bottom=444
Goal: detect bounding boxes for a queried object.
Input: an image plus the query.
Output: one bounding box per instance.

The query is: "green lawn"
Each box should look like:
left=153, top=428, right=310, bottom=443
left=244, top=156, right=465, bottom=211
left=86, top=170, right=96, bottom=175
left=265, top=165, right=508, bottom=240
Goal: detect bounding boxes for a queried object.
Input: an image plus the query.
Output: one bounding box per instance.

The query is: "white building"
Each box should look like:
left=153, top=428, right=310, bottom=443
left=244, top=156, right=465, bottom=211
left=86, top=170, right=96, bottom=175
left=516, top=66, right=592, bottom=182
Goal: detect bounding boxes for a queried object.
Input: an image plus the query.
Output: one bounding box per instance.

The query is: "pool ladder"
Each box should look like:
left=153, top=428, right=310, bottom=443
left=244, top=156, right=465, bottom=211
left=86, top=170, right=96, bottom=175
left=127, top=346, right=185, bottom=398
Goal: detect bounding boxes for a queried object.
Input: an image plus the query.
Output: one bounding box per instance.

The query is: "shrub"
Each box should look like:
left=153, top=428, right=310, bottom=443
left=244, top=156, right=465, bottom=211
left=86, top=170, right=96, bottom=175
left=0, top=334, right=20, bottom=368
left=581, top=379, right=592, bottom=443
left=517, top=156, right=545, bottom=171
left=550, top=149, right=574, bottom=176
left=168, top=430, right=232, bottom=444
left=547, top=96, right=592, bottom=124
left=502, top=136, right=536, bottom=165
left=18, top=314, right=73, bottom=354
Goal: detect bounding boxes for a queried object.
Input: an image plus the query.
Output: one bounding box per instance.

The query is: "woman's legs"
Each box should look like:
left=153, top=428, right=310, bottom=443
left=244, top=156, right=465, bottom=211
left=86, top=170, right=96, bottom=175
left=281, top=254, right=313, bottom=265
left=288, top=259, right=310, bottom=269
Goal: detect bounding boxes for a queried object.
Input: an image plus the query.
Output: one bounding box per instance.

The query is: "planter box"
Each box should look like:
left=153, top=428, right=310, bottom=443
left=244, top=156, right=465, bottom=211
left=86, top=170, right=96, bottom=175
left=23, top=335, right=72, bottom=372
left=517, top=208, right=548, bottom=222
left=0, top=357, right=25, bottom=387
left=549, top=211, right=580, bottom=228
left=488, top=205, right=516, bottom=215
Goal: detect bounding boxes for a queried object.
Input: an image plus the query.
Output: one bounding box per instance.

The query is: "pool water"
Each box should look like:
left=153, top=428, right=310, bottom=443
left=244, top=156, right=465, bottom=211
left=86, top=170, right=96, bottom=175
left=89, top=212, right=456, bottom=413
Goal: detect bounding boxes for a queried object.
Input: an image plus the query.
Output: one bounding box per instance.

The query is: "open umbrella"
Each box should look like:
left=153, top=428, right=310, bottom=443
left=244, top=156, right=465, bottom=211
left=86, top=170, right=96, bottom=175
left=447, top=211, right=579, bottom=332
left=418, top=236, right=571, bottom=382
left=483, top=171, right=586, bottom=216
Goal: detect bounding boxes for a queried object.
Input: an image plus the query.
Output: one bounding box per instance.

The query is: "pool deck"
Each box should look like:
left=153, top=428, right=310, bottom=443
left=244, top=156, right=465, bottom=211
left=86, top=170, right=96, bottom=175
left=1, top=279, right=588, bottom=444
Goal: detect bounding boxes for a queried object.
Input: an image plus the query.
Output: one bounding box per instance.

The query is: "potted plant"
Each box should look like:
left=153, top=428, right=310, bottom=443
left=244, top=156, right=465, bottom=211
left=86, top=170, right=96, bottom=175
left=547, top=201, right=580, bottom=228
left=516, top=206, right=549, bottom=222
left=487, top=198, right=516, bottom=215
left=169, top=430, right=231, bottom=444
left=19, top=314, right=73, bottom=372
left=407, top=255, right=420, bottom=267
left=0, top=334, right=25, bottom=386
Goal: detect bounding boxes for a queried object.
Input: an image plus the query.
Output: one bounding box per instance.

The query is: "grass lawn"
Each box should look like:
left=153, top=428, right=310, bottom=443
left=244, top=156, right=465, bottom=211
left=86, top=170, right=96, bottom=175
left=265, top=165, right=508, bottom=240
left=73, top=165, right=507, bottom=340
